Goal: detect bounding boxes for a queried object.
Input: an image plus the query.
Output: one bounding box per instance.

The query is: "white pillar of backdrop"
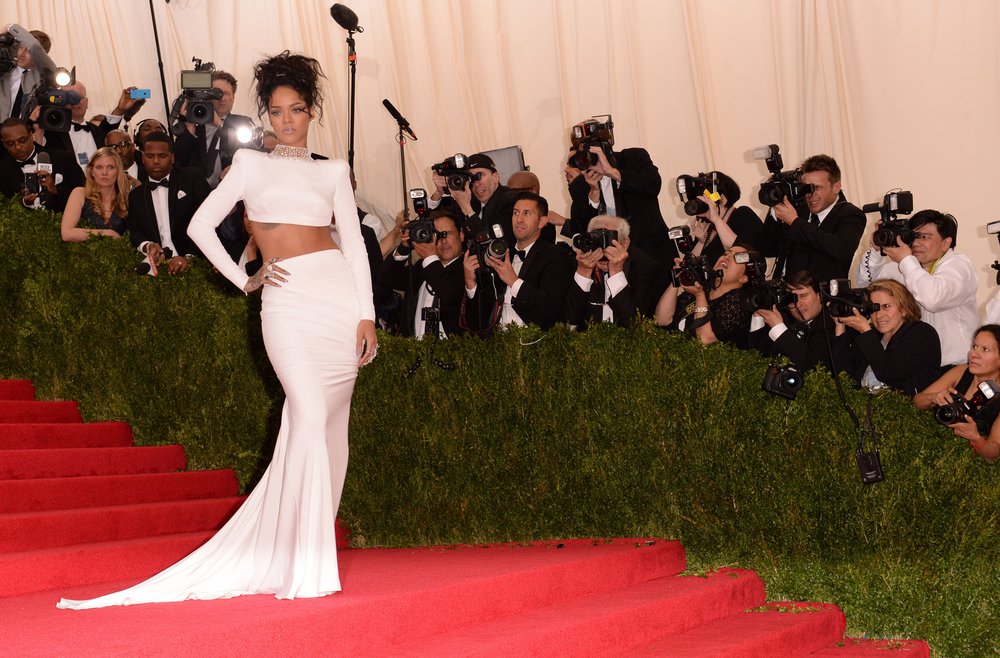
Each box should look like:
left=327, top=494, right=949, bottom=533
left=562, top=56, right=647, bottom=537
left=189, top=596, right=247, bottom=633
left=6, top=0, right=1000, bottom=307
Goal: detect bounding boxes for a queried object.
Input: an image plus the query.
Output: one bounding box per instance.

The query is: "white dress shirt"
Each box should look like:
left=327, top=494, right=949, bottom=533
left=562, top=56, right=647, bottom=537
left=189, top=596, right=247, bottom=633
left=573, top=270, right=627, bottom=323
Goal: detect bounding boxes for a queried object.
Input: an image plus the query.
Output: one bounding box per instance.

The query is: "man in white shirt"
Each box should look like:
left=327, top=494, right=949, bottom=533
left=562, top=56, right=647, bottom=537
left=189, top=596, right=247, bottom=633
left=857, top=209, right=978, bottom=368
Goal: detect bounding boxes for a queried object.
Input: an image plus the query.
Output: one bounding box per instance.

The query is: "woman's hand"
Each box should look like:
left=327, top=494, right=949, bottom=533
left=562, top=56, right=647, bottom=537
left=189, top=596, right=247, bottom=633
left=948, top=415, right=983, bottom=444
left=356, top=319, right=378, bottom=367
left=243, top=257, right=289, bottom=293
left=840, top=307, right=872, bottom=334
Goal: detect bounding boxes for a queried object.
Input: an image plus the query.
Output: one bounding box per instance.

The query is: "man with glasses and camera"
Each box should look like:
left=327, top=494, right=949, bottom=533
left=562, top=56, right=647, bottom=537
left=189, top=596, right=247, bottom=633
left=427, top=152, right=518, bottom=250
left=857, top=209, right=978, bottom=369
left=0, top=117, right=82, bottom=211
left=376, top=208, right=467, bottom=339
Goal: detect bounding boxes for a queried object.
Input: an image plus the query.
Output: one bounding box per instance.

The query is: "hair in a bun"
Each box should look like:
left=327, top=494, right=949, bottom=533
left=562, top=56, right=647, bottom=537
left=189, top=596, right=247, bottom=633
left=253, top=51, right=327, bottom=122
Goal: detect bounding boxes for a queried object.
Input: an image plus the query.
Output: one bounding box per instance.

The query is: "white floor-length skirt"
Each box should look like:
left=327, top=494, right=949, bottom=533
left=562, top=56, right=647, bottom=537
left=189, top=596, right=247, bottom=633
left=58, top=249, right=360, bottom=609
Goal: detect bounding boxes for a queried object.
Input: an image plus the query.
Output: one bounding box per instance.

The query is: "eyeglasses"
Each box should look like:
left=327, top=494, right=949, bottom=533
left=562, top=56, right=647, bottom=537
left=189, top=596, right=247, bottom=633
left=110, top=139, right=133, bottom=150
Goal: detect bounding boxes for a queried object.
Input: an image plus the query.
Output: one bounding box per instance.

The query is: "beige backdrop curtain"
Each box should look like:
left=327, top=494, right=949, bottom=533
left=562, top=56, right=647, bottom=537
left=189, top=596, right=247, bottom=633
left=5, top=0, right=1000, bottom=306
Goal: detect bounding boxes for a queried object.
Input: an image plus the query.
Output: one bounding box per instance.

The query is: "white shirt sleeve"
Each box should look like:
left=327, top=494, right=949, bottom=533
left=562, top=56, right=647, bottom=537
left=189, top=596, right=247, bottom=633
left=329, top=160, right=376, bottom=321
left=188, top=150, right=250, bottom=292
left=898, top=252, right=978, bottom=313
left=856, top=246, right=886, bottom=286
left=606, top=271, right=627, bottom=298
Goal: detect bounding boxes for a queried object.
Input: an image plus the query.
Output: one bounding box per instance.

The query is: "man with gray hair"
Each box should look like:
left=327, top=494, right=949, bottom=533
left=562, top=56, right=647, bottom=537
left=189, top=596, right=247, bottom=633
left=565, top=214, right=668, bottom=329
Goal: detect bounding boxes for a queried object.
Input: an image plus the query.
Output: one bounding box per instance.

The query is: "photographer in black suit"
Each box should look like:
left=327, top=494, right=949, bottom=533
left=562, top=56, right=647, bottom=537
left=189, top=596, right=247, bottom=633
left=563, top=119, right=674, bottom=270
left=377, top=209, right=467, bottom=338
left=127, top=132, right=209, bottom=275
left=750, top=270, right=836, bottom=371
left=0, top=117, right=82, bottom=211
left=429, top=152, right=518, bottom=250
left=762, top=154, right=865, bottom=282
left=565, top=214, right=668, bottom=329
left=462, top=192, right=573, bottom=333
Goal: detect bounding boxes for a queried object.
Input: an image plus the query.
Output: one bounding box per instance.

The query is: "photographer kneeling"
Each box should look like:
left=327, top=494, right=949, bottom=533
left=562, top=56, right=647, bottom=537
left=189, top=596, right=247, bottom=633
left=653, top=245, right=756, bottom=348
left=751, top=270, right=836, bottom=371
left=830, top=279, right=941, bottom=395
left=914, top=325, right=1000, bottom=462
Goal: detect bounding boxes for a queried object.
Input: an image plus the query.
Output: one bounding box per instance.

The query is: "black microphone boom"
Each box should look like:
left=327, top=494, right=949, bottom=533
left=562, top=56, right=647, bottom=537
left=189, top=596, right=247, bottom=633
left=382, top=99, right=417, bottom=141
left=330, top=4, right=361, bottom=32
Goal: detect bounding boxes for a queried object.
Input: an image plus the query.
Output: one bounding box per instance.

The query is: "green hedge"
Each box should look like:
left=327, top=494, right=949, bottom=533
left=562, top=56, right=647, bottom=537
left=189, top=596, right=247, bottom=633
left=1, top=200, right=995, bottom=656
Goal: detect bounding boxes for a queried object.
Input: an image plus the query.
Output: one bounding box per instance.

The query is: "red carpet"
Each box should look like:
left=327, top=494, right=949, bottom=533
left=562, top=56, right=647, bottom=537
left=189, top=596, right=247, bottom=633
left=0, top=381, right=930, bottom=656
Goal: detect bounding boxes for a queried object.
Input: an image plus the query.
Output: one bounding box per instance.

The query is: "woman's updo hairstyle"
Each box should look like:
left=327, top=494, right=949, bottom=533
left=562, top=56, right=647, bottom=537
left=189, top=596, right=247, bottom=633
left=253, top=51, right=326, bottom=123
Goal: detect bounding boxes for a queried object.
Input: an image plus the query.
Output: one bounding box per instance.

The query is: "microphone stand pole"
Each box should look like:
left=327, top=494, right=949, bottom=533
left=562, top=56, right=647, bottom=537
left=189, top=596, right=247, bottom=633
left=346, top=29, right=357, bottom=170
left=147, top=0, right=172, bottom=124
left=394, top=125, right=409, bottom=219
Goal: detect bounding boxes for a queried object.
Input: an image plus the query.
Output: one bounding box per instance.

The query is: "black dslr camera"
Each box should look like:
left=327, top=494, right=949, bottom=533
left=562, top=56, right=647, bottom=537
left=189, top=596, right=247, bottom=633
left=752, top=144, right=815, bottom=207
left=821, top=279, right=880, bottom=318
left=0, top=31, right=18, bottom=75
left=405, top=188, right=438, bottom=245
left=671, top=254, right=717, bottom=289
left=735, top=252, right=797, bottom=312
left=573, top=229, right=618, bottom=253
left=762, top=363, right=804, bottom=400
left=568, top=115, right=615, bottom=170
left=934, top=380, right=1000, bottom=426
left=863, top=190, right=914, bottom=252
left=432, top=153, right=483, bottom=193
left=668, top=225, right=696, bottom=255
left=675, top=172, right=719, bottom=217
left=465, top=219, right=508, bottom=270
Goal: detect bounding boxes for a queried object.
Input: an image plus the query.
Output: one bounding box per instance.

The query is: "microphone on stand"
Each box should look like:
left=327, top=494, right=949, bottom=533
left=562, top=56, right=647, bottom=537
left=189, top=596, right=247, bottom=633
left=382, top=99, right=417, bottom=141
left=330, top=4, right=363, bottom=32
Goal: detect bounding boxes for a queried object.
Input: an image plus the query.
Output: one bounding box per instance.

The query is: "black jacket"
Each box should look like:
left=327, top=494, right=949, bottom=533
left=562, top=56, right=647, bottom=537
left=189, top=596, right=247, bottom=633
left=750, top=309, right=838, bottom=372
left=833, top=320, right=941, bottom=396
left=126, top=165, right=210, bottom=257
left=762, top=196, right=866, bottom=282
left=377, top=251, right=467, bottom=338
left=565, top=244, right=668, bottom=329
left=0, top=144, right=84, bottom=212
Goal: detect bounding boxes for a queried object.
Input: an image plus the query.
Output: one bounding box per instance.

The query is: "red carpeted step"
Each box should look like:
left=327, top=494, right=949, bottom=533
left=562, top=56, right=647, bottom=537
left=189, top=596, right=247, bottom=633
left=0, top=380, right=35, bottom=400
left=0, top=531, right=215, bottom=598
left=0, top=422, right=134, bottom=449
left=610, top=601, right=846, bottom=657
left=0, top=445, right=187, bottom=480
left=809, top=636, right=931, bottom=657
left=0, top=497, right=245, bottom=552
left=0, top=470, right=240, bottom=513
left=389, top=568, right=766, bottom=657
left=0, top=400, right=81, bottom=423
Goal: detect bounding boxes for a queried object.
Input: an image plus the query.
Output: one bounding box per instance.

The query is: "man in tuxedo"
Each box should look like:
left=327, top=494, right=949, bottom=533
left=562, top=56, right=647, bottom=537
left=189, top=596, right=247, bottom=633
left=173, top=71, right=249, bottom=188
left=0, top=117, right=82, bottom=211
left=563, top=143, right=674, bottom=270
left=462, top=191, right=574, bottom=333
left=565, top=214, right=669, bottom=329
left=0, top=24, right=55, bottom=121
left=127, top=132, right=209, bottom=275
left=105, top=129, right=144, bottom=180
left=377, top=209, right=467, bottom=338
left=762, top=154, right=865, bottom=282
left=751, top=270, right=836, bottom=371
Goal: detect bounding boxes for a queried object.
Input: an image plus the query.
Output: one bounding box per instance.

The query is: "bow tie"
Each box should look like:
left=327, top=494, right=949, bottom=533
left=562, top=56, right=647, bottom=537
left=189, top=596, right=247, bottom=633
left=72, top=123, right=92, bottom=132
left=513, top=249, right=527, bottom=262
left=147, top=177, right=170, bottom=191
left=18, top=157, right=35, bottom=167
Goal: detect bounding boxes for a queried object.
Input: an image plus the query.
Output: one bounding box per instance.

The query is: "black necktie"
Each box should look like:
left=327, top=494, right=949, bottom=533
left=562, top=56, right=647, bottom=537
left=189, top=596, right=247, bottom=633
left=513, top=249, right=527, bottom=263
left=72, top=123, right=92, bottom=133
left=588, top=272, right=606, bottom=324
left=147, top=177, right=169, bottom=191
left=807, top=213, right=819, bottom=228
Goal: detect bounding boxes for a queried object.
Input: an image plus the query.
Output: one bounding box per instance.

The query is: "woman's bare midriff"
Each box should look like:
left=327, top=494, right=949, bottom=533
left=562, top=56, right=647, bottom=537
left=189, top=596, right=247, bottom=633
left=250, top=221, right=339, bottom=262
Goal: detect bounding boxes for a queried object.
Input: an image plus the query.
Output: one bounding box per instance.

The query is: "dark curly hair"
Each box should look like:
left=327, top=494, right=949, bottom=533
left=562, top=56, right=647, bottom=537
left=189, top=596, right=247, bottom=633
left=253, top=51, right=326, bottom=123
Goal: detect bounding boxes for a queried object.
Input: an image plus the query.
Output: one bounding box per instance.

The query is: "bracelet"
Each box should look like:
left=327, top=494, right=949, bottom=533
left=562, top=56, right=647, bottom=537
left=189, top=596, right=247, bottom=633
left=693, top=306, right=709, bottom=314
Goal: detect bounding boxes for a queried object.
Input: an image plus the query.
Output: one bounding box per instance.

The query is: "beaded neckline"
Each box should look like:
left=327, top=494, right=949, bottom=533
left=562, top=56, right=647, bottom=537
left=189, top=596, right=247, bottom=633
left=270, top=144, right=311, bottom=160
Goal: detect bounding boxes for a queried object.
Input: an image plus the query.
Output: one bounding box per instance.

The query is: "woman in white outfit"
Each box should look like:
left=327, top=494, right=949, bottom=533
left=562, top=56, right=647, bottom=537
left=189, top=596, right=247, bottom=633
left=58, top=51, right=377, bottom=609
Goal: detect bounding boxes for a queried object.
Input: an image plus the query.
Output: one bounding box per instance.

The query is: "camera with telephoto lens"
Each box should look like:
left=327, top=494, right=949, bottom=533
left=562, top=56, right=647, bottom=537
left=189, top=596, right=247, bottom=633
left=762, top=363, right=804, bottom=400
left=676, top=172, right=719, bottom=217
left=821, top=278, right=881, bottom=318
left=863, top=190, right=914, bottom=251
left=568, top=115, right=615, bottom=170
left=752, top=144, right=815, bottom=207
left=573, top=229, right=619, bottom=253
left=431, top=153, right=483, bottom=193
left=465, top=221, right=508, bottom=270
left=934, top=380, right=1000, bottom=426
left=735, top=252, right=798, bottom=312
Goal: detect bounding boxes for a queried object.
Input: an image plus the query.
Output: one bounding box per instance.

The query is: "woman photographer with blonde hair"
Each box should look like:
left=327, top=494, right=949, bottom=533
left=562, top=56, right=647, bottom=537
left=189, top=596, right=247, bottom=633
left=914, top=324, right=1000, bottom=462
left=832, top=278, right=940, bottom=395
